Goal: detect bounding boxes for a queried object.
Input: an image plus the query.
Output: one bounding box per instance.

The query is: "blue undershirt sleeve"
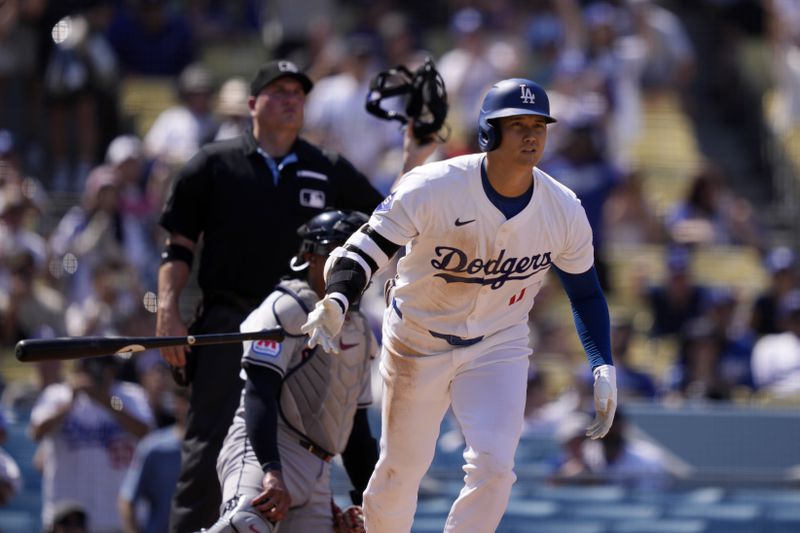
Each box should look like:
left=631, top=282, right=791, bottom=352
left=553, top=265, right=613, bottom=370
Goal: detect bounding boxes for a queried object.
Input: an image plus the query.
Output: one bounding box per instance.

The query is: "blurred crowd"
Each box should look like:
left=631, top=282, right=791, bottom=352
left=0, top=0, right=799, bottom=529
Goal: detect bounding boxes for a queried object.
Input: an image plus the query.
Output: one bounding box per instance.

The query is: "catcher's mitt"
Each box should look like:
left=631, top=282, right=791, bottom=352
left=332, top=499, right=365, bottom=533
left=366, top=57, right=449, bottom=142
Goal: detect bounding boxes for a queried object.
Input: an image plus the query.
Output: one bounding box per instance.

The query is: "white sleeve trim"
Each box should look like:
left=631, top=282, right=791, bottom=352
left=328, top=292, right=349, bottom=314
left=347, top=231, right=390, bottom=271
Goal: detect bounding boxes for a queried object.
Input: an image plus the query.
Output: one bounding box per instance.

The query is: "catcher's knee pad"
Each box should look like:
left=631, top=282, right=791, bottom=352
left=200, top=495, right=277, bottom=533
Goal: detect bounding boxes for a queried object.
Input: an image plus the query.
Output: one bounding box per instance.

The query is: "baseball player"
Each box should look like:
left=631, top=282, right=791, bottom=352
left=205, top=210, right=378, bottom=533
left=301, top=78, right=618, bottom=532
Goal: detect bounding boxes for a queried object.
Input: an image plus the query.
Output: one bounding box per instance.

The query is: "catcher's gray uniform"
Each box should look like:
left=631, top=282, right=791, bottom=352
left=216, top=278, right=376, bottom=531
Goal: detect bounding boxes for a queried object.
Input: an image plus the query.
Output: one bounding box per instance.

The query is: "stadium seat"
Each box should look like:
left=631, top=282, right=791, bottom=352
left=415, top=497, right=454, bottom=516
left=763, top=503, right=800, bottom=533
left=0, top=509, right=38, bottom=532
left=611, top=518, right=709, bottom=533
left=497, top=519, right=607, bottom=533
left=728, top=488, right=800, bottom=506
left=528, top=484, right=627, bottom=503
left=668, top=502, right=761, bottom=521
left=628, top=487, right=725, bottom=506
left=667, top=502, right=762, bottom=533
left=503, top=498, right=559, bottom=518
left=410, top=516, right=448, bottom=532
left=568, top=502, right=663, bottom=521
left=119, top=76, right=178, bottom=138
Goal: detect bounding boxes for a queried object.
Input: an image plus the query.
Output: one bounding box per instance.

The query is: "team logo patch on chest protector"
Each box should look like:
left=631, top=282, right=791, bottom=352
left=253, top=339, right=282, bottom=357
left=430, top=246, right=553, bottom=289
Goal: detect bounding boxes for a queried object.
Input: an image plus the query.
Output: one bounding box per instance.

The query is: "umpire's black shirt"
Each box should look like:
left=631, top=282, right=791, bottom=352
left=159, top=130, right=384, bottom=301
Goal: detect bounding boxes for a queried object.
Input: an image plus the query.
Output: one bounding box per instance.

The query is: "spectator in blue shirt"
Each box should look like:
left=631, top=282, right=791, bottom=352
left=118, top=382, right=189, bottom=533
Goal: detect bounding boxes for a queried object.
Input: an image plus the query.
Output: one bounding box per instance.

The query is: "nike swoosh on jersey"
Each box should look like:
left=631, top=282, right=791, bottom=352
left=455, top=218, right=476, bottom=226
left=339, top=339, right=359, bottom=350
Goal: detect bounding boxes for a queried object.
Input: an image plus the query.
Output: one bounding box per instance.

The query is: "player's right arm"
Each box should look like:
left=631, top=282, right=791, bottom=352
left=301, top=224, right=405, bottom=352
left=302, top=179, right=425, bottom=351
left=156, top=232, right=196, bottom=369
left=304, top=160, right=432, bottom=353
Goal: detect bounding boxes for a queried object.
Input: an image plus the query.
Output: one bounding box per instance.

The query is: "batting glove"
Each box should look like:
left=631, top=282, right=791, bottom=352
left=586, top=364, right=617, bottom=440
left=301, top=295, right=345, bottom=354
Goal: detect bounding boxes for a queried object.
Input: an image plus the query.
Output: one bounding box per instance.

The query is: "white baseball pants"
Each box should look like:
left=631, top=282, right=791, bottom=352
left=363, top=323, right=531, bottom=532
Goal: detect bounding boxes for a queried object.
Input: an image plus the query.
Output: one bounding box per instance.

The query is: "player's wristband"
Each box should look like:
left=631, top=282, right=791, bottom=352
left=261, top=461, right=282, bottom=473
left=328, top=292, right=349, bottom=314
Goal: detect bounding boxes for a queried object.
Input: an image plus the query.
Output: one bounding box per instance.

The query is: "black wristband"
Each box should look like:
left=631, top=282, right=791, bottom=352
left=161, top=243, right=194, bottom=268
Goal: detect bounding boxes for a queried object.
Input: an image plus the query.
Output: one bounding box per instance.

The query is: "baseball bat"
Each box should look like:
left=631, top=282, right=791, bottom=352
left=15, top=327, right=285, bottom=363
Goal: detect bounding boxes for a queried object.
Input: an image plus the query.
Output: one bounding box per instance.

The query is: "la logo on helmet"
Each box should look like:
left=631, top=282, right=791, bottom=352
left=519, top=85, right=536, bottom=104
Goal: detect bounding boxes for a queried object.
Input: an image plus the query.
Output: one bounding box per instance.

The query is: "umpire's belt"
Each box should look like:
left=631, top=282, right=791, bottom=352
left=392, top=298, right=483, bottom=347
left=299, top=439, right=334, bottom=462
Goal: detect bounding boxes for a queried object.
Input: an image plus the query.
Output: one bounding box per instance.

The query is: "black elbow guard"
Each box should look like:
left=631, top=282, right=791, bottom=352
left=326, top=257, right=369, bottom=305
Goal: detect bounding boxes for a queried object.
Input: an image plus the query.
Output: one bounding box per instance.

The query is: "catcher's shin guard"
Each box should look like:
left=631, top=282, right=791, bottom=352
left=199, top=495, right=277, bottom=533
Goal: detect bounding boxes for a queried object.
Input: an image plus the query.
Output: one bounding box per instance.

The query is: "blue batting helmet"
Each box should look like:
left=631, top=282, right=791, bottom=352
left=477, top=78, right=557, bottom=152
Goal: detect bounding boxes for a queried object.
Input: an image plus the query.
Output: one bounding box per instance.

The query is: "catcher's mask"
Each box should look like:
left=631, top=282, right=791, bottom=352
left=290, top=209, right=369, bottom=271
left=366, top=57, right=449, bottom=142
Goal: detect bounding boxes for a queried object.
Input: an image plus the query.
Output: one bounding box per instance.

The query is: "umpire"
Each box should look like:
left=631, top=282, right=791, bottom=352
left=156, top=59, right=409, bottom=532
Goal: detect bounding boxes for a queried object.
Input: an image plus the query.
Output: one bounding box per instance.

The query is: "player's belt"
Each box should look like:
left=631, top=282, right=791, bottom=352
left=428, top=330, right=484, bottom=347
left=299, top=439, right=334, bottom=462
left=393, top=298, right=484, bottom=347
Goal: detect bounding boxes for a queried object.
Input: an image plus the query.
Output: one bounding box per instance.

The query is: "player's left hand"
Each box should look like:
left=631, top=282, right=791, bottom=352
left=301, top=295, right=345, bottom=353
left=252, top=470, right=291, bottom=522
left=586, top=364, right=617, bottom=440
left=332, top=499, right=365, bottom=533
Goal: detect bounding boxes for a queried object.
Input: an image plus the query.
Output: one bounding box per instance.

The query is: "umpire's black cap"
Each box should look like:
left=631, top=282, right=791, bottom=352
left=250, top=59, right=313, bottom=96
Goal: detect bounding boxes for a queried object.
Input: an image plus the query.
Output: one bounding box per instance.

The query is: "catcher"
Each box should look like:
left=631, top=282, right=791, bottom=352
left=204, top=210, right=376, bottom=533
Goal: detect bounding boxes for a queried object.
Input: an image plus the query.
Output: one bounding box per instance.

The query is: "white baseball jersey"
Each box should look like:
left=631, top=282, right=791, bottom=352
left=31, top=381, right=154, bottom=532
left=350, top=153, right=594, bottom=355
